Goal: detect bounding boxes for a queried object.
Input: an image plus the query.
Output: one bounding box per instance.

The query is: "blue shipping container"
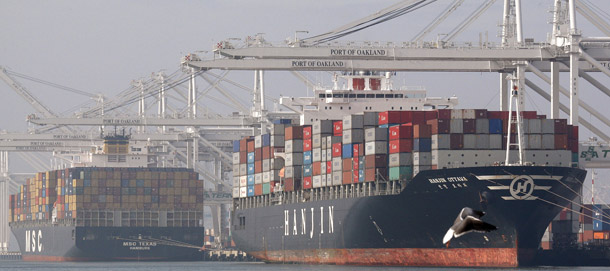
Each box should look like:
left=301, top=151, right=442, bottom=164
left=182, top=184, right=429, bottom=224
left=262, top=134, right=270, bottom=147
left=303, top=164, right=312, bottom=177
left=413, top=138, right=432, bottom=152
left=359, top=169, right=365, bottom=182
left=247, top=175, right=255, bottom=185
left=273, top=119, right=292, bottom=124
left=303, top=151, right=312, bottom=164
left=594, top=219, right=603, bottom=231
left=489, top=119, right=503, bottom=134
left=379, top=124, right=389, bottom=128
left=247, top=152, right=255, bottom=164
left=343, top=144, right=353, bottom=158
left=247, top=163, right=255, bottom=175
left=233, top=140, right=240, bottom=152
left=247, top=185, right=255, bottom=197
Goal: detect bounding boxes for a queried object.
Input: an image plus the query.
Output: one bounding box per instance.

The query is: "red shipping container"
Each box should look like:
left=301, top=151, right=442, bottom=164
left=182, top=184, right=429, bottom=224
left=413, top=124, right=431, bottom=138
left=365, top=154, right=388, bottom=169
left=262, top=146, right=270, bottom=160
left=425, top=111, right=438, bottom=120
left=303, top=177, right=312, bottom=189
left=254, top=184, right=262, bottom=196
left=555, top=134, right=568, bottom=150
left=303, top=126, right=312, bottom=139
left=427, top=119, right=450, bottom=134
left=285, top=126, right=303, bottom=140
left=247, top=140, right=255, bottom=152
left=463, top=119, right=476, bottom=134
left=254, top=148, right=262, bottom=161
left=411, top=111, right=426, bottom=125
left=353, top=144, right=362, bottom=157
left=571, top=126, right=579, bottom=140
left=303, top=139, right=312, bottom=151
left=450, top=134, right=464, bottom=149
left=568, top=139, right=579, bottom=153
left=554, top=119, right=568, bottom=134
left=343, top=158, right=353, bottom=172
left=365, top=167, right=387, bottom=182
left=239, top=138, right=248, bottom=152
left=522, top=111, right=538, bottom=119
left=401, top=111, right=413, bottom=124
left=326, top=161, right=332, bottom=174
left=389, top=139, right=413, bottom=153
left=313, top=162, right=321, bottom=175
left=332, top=143, right=342, bottom=157
left=255, top=161, right=262, bottom=173
left=353, top=157, right=359, bottom=171
left=390, top=124, right=413, bottom=140
left=338, top=172, right=349, bottom=184
left=333, top=121, right=343, bottom=136
left=353, top=170, right=359, bottom=183
left=437, top=109, right=451, bottom=119
left=474, top=109, right=487, bottom=119
left=284, top=178, right=294, bottom=191
left=378, top=111, right=401, bottom=125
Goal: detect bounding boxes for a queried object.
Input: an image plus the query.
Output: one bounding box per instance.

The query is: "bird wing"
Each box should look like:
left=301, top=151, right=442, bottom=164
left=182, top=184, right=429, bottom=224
left=454, top=216, right=497, bottom=238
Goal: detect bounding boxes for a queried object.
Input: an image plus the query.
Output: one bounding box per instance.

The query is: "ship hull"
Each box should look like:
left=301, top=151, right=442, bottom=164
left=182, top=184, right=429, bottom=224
left=231, top=166, right=586, bottom=267
left=11, top=225, right=204, bottom=261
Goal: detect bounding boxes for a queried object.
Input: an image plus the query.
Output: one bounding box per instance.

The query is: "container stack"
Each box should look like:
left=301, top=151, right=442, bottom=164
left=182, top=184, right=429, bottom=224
left=232, top=109, right=578, bottom=199
left=9, top=168, right=202, bottom=226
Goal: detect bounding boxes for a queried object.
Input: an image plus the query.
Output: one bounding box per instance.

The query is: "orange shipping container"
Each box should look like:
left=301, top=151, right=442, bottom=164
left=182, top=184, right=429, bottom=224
left=594, top=232, right=606, bottom=240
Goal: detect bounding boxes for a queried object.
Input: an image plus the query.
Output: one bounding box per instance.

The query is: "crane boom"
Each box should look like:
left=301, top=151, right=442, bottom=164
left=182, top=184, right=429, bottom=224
left=0, top=66, right=58, bottom=118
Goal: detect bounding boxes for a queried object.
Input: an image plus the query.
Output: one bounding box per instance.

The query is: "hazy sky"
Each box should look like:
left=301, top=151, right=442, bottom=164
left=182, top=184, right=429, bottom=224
left=1, top=0, right=610, bottom=202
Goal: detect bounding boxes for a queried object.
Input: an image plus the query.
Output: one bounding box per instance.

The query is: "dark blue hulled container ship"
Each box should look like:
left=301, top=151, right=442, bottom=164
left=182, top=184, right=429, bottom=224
left=229, top=74, right=586, bottom=267
left=8, top=136, right=205, bottom=261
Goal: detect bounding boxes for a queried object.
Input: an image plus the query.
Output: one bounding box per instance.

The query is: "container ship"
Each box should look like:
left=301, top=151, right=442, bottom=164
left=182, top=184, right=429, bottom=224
left=230, top=72, right=587, bottom=267
left=8, top=135, right=205, bottom=261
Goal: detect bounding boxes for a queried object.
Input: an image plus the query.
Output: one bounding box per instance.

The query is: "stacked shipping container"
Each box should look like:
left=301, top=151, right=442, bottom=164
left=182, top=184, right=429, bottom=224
left=9, top=167, right=202, bottom=227
left=232, top=109, right=578, bottom=199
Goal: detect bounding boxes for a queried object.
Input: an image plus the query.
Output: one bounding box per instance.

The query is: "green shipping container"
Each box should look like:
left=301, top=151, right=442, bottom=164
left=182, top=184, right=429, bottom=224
left=263, top=183, right=270, bottom=195
left=389, top=166, right=413, bottom=181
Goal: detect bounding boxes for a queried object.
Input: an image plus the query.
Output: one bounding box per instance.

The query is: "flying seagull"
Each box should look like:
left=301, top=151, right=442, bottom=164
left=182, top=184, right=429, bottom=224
left=443, top=207, right=497, bottom=244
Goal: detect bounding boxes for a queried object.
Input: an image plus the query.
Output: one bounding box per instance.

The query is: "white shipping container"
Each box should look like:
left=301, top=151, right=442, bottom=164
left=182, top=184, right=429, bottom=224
left=527, top=119, right=542, bottom=134
left=313, top=148, right=322, bottom=162
left=321, top=150, right=327, bottom=162
left=542, top=134, right=555, bottom=150
left=313, top=175, right=322, bottom=188
left=475, top=119, right=489, bottom=134
left=326, top=149, right=332, bottom=161
left=255, top=173, right=262, bottom=184
left=270, top=135, right=285, bottom=147
left=332, top=157, right=343, bottom=172
left=232, top=164, right=240, bottom=175
left=365, top=141, right=388, bottom=155
left=263, top=171, right=270, bottom=183
left=475, top=134, right=490, bottom=149
left=232, top=187, right=240, bottom=198
left=450, top=119, right=463, bottom=133
left=262, top=159, right=270, bottom=171
left=326, top=136, right=332, bottom=150
left=489, top=134, right=502, bottom=149
left=321, top=174, right=328, bottom=187
left=389, top=153, right=413, bottom=167
left=451, top=109, right=463, bottom=119
left=232, top=152, right=240, bottom=165
left=365, top=127, right=388, bottom=142
left=239, top=176, right=247, bottom=187
left=462, top=109, right=476, bottom=119
left=431, top=134, right=450, bottom=150
left=332, top=172, right=342, bottom=185
left=542, top=119, right=555, bottom=134
left=343, top=115, right=364, bottom=130
left=343, top=129, right=364, bottom=144
left=413, top=152, right=432, bottom=166
left=321, top=161, right=327, bottom=173
left=322, top=136, right=328, bottom=150
left=240, top=187, right=247, bottom=198
left=313, top=120, right=334, bottom=135
left=463, top=134, right=477, bottom=149
left=255, top=135, right=262, bottom=148
left=239, top=164, right=247, bottom=176
left=233, top=176, right=239, bottom=187
left=527, top=134, right=542, bottom=149
left=313, top=134, right=322, bottom=148
left=285, top=140, right=303, bottom=153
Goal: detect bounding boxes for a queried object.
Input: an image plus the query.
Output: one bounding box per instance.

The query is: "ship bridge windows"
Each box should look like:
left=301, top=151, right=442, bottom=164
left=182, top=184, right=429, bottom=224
left=347, top=94, right=356, bottom=98
left=375, top=94, right=384, bottom=98
left=385, top=94, right=394, bottom=98
left=333, top=93, right=344, bottom=98
left=318, top=94, right=325, bottom=98
left=356, top=94, right=365, bottom=98
left=366, top=94, right=375, bottom=98
left=395, top=94, right=404, bottom=98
